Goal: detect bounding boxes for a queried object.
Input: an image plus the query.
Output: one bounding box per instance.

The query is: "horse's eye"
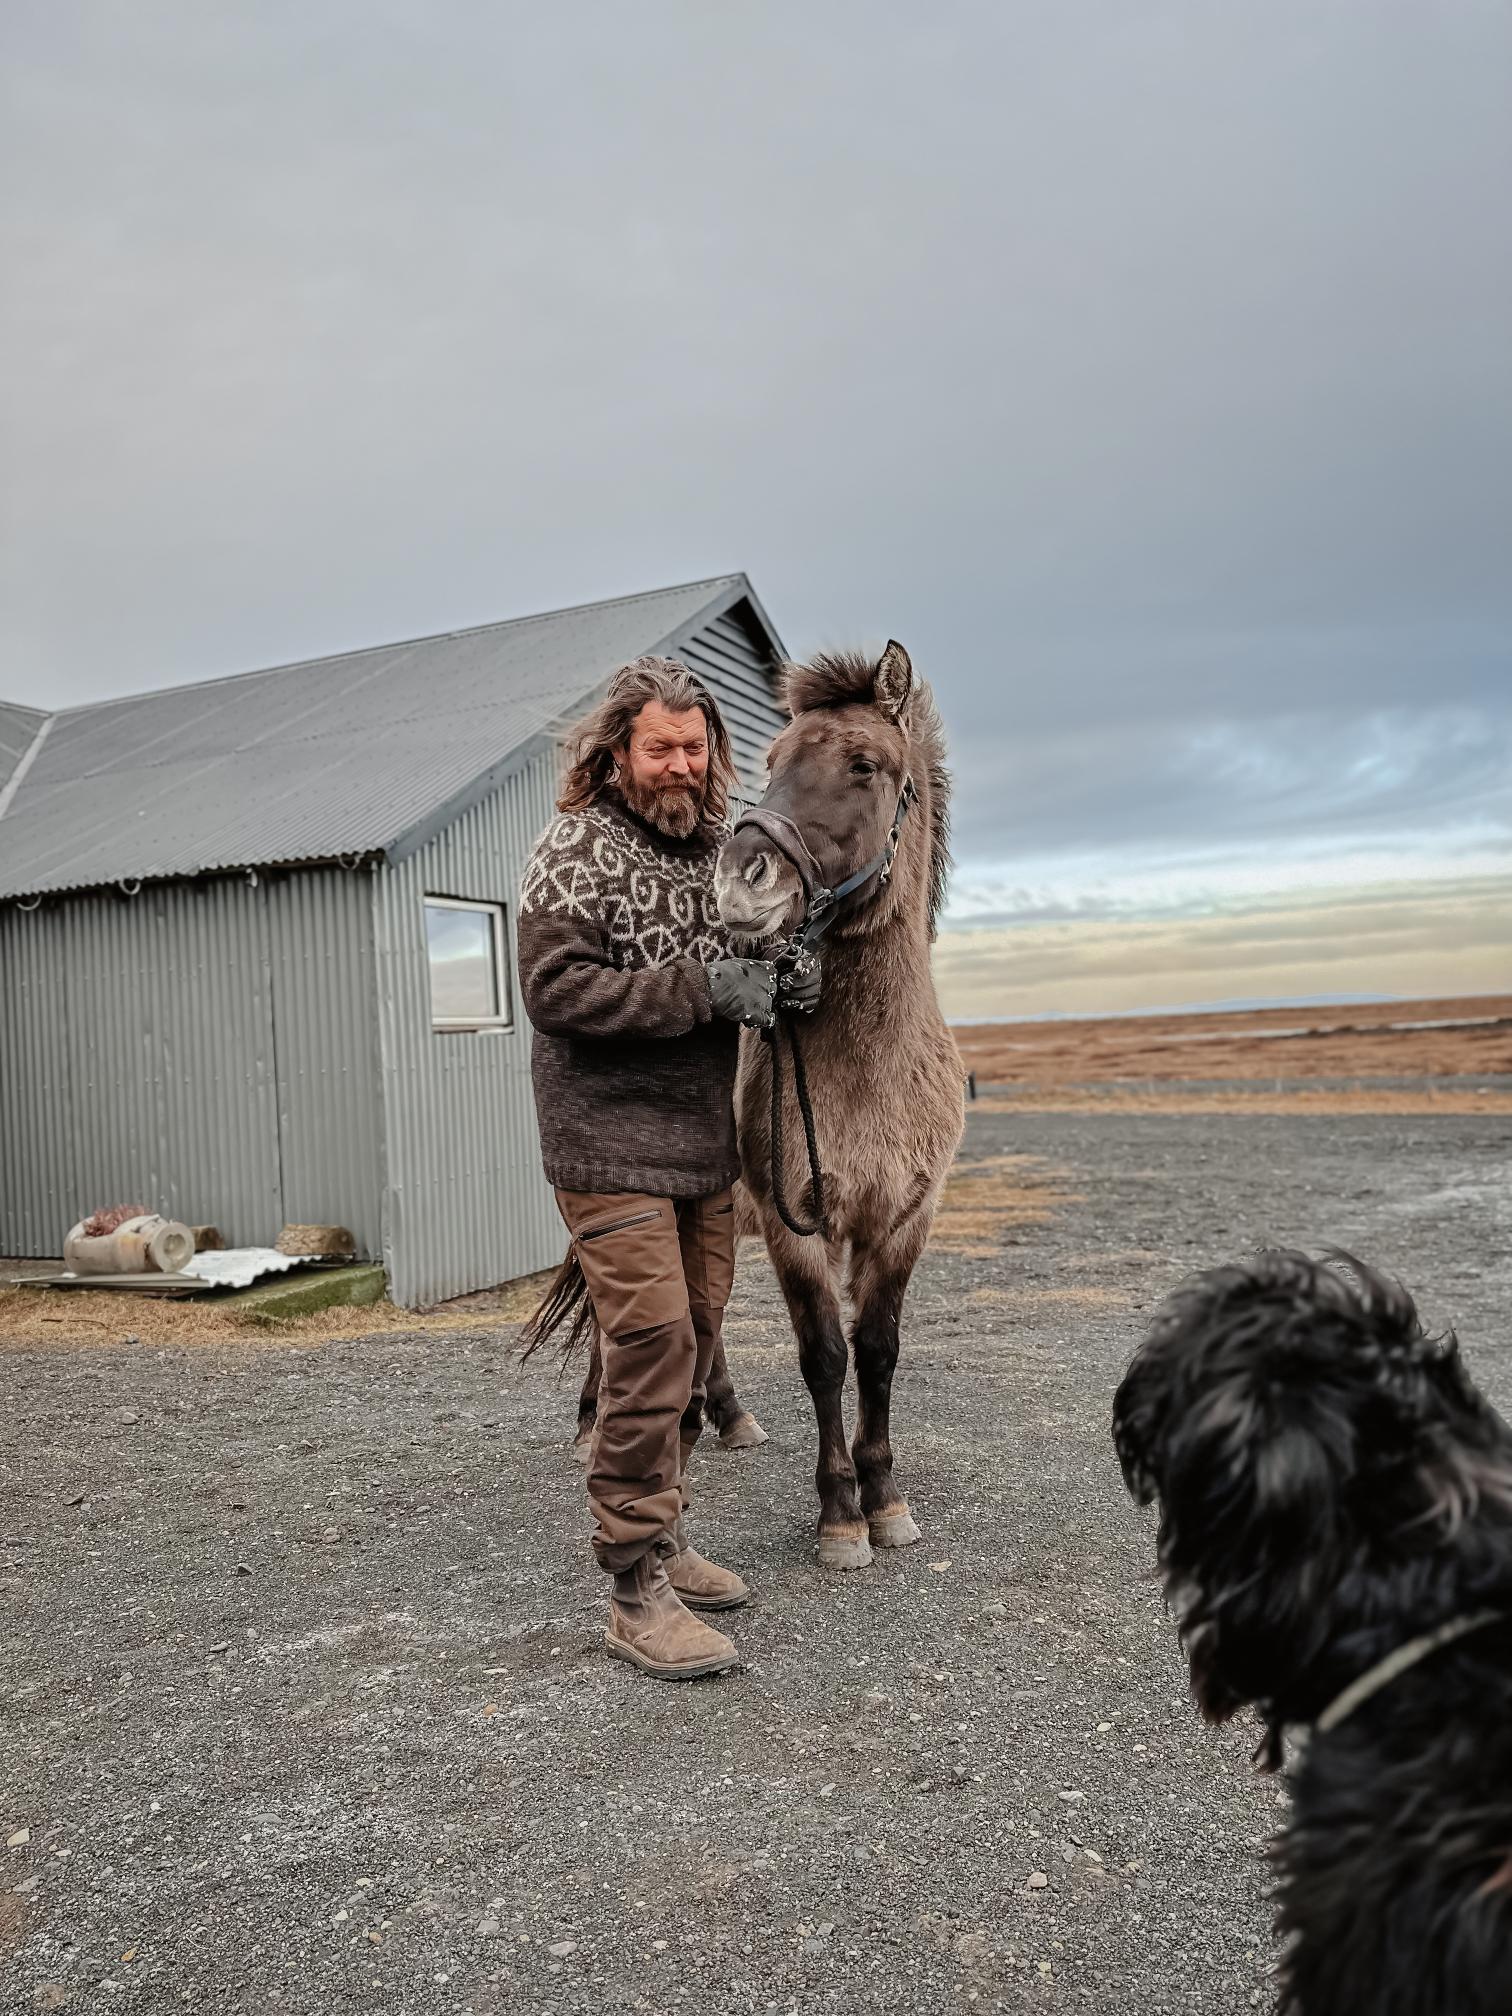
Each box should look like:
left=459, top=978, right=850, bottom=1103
left=850, top=760, right=877, bottom=780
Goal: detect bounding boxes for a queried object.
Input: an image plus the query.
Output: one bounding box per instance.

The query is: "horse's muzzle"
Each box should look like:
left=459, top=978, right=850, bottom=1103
left=715, top=826, right=804, bottom=945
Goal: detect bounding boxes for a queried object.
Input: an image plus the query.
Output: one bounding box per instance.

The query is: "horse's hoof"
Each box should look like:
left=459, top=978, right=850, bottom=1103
left=718, top=1412, right=769, bottom=1451
left=817, top=1524, right=873, bottom=1571
left=868, top=1505, right=922, bottom=1550
left=571, top=1435, right=593, bottom=1468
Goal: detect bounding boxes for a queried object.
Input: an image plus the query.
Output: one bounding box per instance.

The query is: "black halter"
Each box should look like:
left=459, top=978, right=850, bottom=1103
left=730, top=775, right=918, bottom=1239
left=733, top=774, right=918, bottom=962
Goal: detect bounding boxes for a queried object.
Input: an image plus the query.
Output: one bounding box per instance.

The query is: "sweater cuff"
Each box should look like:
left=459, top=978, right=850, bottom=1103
left=685, top=956, right=715, bottom=1026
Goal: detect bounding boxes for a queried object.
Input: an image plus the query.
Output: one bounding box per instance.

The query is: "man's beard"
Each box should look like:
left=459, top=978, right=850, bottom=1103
left=620, top=771, right=705, bottom=839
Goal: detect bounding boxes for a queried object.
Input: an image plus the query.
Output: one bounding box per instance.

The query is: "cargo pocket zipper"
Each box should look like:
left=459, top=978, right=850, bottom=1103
left=578, top=1209, right=660, bottom=1243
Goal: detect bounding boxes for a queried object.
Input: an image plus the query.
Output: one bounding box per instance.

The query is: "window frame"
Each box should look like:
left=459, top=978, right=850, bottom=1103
left=424, top=894, right=514, bottom=1033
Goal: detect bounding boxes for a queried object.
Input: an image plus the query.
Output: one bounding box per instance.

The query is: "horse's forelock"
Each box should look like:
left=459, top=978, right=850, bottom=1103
left=781, top=650, right=881, bottom=718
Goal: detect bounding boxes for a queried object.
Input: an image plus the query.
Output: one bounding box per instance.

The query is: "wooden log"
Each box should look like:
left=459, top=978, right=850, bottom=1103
left=274, top=1224, right=357, bottom=1260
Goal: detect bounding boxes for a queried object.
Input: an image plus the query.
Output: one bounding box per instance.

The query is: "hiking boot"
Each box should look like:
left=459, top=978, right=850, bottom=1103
left=606, top=1553, right=739, bottom=1680
left=664, top=1520, right=750, bottom=1611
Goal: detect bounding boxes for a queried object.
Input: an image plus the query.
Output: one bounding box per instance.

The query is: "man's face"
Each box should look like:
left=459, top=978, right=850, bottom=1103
left=618, top=701, right=710, bottom=838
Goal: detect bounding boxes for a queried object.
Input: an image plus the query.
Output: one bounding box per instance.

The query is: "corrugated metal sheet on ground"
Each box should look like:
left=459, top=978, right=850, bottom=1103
left=181, top=1248, right=321, bottom=1289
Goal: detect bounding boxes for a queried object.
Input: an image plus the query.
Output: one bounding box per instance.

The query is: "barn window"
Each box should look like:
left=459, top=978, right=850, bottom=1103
left=424, top=897, right=512, bottom=1030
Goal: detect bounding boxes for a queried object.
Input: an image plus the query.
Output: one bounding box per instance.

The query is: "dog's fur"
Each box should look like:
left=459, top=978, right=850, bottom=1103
left=1113, top=1250, right=1512, bottom=2014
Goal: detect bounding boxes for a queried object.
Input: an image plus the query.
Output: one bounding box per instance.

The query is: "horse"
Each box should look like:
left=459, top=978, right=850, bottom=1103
left=573, top=1323, right=765, bottom=1455
left=573, top=640, right=963, bottom=1568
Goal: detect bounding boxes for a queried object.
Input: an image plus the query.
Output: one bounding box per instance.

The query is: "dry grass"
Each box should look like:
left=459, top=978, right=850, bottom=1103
left=974, top=1087, right=1512, bottom=1117
left=955, top=993, right=1512, bottom=1089
left=928, top=1153, right=1080, bottom=1257
left=0, top=1269, right=557, bottom=1353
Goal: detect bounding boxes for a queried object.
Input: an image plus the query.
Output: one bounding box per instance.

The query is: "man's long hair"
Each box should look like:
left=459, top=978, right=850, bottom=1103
left=557, top=656, right=739, bottom=836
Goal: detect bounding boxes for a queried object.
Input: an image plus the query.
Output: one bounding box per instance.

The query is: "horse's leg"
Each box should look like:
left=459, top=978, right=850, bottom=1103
left=768, top=1227, right=870, bottom=1569
left=703, top=1335, right=769, bottom=1450
left=572, top=1331, right=603, bottom=1466
left=848, top=1215, right=930, bottom=1550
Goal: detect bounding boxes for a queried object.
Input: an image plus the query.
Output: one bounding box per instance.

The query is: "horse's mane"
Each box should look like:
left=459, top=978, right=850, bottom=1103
left=781, top=650, right=954, bottom=939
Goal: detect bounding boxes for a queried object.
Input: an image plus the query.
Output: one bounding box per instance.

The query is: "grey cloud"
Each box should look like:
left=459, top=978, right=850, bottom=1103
left=1, top=2, right=1509, bottom=909
left=947, top=705, right=1512, bottom=867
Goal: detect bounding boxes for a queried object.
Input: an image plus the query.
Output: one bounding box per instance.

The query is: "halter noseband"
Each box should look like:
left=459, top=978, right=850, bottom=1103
left=732, top=772, right=918, bottom=1244
left=733, top=775, right=918, bottom=958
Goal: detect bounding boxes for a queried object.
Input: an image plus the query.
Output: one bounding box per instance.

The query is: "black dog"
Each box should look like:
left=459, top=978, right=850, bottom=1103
left=1113, top=1249, right=1512, bottom=2015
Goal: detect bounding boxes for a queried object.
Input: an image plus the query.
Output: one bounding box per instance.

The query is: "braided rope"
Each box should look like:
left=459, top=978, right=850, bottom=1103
left=765, top=1014, right=828, bottom=1239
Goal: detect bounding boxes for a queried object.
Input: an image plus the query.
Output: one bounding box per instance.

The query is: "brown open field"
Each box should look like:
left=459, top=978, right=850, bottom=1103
left=954, top=992, right=1512, bottom=1089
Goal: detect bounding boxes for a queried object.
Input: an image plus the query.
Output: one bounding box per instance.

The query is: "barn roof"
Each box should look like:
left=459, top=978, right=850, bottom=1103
left=0, top=574, right=784, bottom=901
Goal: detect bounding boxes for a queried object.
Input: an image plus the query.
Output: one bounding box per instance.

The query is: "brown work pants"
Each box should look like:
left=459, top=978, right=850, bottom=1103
left=555, top=1187, right=736, bottom=1574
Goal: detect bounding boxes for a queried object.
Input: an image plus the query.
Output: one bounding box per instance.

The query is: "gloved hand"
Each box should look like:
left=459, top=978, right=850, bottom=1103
left=777, top=945, right=822, bottom=1015
left=705, top=956, right=778, bottom=1030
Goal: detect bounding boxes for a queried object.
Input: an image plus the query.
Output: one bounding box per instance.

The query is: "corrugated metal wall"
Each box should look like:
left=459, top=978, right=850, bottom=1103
left=0, top=873, right=383, bottom=1259
left=681, top=601, right=786, bottom=792
left=0, top=905, right=77, bottom=1253
left=266, top=871, right=384, bottom=1259
left=374, top=743, right=562, bottom=1307
left=0, top=880, right=282, bottom=1246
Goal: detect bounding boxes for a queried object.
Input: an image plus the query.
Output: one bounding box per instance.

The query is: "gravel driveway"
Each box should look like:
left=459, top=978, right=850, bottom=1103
left=4, top=1100, right=1509, bottom=2013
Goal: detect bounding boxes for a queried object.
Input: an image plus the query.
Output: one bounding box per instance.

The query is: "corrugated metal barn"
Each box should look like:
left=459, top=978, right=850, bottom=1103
left=0, top=575, right=787, bottom=1305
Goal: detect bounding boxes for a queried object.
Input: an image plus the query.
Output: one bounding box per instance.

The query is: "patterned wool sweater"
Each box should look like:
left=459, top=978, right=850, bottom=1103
left=516, top=789, right=739, bottom=1197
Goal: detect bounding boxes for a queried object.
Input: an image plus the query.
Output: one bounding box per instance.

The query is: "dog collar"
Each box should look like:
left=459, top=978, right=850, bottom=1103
left=1314, top=1609, right=1505, bottom=1735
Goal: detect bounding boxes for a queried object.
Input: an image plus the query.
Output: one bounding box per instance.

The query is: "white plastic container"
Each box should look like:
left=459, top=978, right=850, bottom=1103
left=63, top=1214, right=196, bottom=1276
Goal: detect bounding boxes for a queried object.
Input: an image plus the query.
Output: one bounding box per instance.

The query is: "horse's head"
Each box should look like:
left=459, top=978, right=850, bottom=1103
left=716, top=641, right=922, bottom=948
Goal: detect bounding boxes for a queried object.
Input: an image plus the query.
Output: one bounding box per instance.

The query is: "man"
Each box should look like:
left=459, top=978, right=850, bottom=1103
left=517, top=656, right=818, bottom=1680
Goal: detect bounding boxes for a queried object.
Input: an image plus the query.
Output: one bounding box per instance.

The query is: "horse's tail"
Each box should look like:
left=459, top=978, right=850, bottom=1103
left=518, top=1245, right=597, bottom=1363
left=734, top=1178, right=761, bottom=1242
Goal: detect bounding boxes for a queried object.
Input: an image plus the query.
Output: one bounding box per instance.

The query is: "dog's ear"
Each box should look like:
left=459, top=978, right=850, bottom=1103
left=1172, top=1366, right=1352, bottom=1723
left=1401, top=1336, right=1512, bottom=1534
left=1325, top=1247, right=1512, bottom=1533
left=1112, top=1349, right=1168, bottom=1505
left=1124, top=1254, right=1360, bottom=1733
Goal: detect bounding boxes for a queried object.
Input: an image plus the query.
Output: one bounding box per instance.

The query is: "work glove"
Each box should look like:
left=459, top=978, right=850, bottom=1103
left=705, top=956, right=778, bottom=1030
left=777, top=945, right=822, bottom=1015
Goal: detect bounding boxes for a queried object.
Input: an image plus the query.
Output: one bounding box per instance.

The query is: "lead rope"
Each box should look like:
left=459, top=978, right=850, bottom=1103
left=754, top=774, right=916, bottom=1242
left=765, top=1012, right=828, bottom=1239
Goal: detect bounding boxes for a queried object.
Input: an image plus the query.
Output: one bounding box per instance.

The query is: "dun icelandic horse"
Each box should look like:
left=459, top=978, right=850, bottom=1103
left=714, top=641, right=963, bottom=1565
left=574, top=642, right=963, bottom=1567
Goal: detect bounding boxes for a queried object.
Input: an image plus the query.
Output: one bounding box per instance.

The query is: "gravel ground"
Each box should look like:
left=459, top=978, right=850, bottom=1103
left=4, top=1099, right=1509, bottom=2014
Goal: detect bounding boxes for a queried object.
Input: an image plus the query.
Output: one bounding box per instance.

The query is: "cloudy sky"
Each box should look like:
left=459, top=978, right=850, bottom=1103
left=4, top=3, right=1509, bottom=1017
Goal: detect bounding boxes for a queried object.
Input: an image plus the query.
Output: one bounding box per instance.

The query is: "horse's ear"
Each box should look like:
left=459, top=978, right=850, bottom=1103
left=874, top=641, right=913, bottom=722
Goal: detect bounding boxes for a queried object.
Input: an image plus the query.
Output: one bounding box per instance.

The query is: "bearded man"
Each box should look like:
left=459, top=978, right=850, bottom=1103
left=517, top=656, right=818, bottom=1680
